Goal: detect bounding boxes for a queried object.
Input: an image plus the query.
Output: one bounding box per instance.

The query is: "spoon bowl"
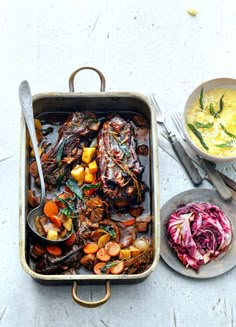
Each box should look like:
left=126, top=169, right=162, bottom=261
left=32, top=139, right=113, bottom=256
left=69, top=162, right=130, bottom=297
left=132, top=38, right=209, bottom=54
left=19, top=80, right=73, bottom=245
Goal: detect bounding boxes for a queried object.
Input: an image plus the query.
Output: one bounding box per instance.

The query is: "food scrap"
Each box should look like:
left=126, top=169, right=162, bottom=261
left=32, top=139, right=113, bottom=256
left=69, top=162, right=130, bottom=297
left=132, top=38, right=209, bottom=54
left=187, top=8, right=198, bottom=16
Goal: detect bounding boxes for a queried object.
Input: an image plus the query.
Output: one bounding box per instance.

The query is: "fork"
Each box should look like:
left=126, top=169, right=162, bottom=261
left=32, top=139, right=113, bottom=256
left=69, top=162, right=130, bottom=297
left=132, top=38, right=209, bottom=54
left=171, top=112, right=186, bottom=141
left=149, top=93, right=203, bottom=186
left=171, top=111, right=233, bottom=201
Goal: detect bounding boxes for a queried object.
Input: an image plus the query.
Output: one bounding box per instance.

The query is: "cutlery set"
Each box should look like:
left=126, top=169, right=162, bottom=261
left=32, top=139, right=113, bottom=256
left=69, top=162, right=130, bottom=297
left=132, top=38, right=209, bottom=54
left=149, top=93, right=235, bottom=201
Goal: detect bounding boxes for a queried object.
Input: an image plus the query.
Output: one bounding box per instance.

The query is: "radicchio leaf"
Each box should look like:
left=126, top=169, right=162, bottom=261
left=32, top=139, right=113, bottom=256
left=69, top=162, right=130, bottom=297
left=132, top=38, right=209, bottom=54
left=166, top=202, right=232, bottom=271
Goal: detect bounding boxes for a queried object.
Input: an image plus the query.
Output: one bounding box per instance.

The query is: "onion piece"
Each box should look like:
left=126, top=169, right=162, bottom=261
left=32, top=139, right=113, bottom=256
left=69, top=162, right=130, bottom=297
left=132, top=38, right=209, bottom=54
left=133, top=237, right=150, bottom=252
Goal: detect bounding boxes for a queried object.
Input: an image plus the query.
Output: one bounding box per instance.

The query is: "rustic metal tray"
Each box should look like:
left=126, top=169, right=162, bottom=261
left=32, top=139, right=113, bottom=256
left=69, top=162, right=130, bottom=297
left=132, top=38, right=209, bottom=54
left=19, top=67, right=160, bottom=307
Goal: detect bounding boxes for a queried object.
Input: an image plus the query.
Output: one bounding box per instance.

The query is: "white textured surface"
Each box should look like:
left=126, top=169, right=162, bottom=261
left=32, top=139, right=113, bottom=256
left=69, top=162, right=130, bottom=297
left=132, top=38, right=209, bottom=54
left=1, top=1, right=236, bottom=326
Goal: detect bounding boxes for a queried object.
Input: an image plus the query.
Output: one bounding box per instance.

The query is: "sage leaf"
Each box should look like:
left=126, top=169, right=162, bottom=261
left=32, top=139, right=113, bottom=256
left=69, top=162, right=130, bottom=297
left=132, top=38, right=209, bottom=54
left=188, top=123, right=209, bottom=151
left=194, top=121, right=214, bottom=129
left=220, top=124, right=236, bottom=139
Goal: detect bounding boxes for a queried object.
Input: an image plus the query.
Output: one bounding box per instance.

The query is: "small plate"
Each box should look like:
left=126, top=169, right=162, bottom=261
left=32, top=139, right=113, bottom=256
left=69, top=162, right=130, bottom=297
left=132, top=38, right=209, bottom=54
left=160, top=188, right=236, bottom=279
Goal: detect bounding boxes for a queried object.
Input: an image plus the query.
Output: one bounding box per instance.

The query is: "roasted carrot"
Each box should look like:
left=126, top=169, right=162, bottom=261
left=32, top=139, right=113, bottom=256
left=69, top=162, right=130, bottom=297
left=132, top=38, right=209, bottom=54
left=94, top=262, right=107, bottom=275
left=96, top=247, right=111, bottom=262
left=49, top=215, right=62, bottom=228
left=109, top=261, right=124, bottom=274
left=83, top=242, right=99, bottom=254
left=122, top=218, right=136, bottom=227
left=31, top=244, right=46, bottom=257
left=43, top=201, right=59, bottom=217
left=105, top=241, right=121, bottom=257
left=46, top=245, right=62, bottom=256
left=64, top=233, right=76, bottom=246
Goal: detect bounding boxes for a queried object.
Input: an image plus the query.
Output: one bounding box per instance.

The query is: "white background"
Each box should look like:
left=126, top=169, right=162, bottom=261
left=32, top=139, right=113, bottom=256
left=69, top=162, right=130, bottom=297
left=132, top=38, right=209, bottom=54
left=1, top=1, right=236, bottom=326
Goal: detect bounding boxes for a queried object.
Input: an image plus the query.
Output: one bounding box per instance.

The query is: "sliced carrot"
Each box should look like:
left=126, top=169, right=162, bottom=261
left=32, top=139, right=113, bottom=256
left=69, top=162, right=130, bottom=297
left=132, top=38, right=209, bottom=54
left=83, top=242, right=99, bottom=254
left=96, top=247, right=111, bottom=262
left=64, top=233, right=76, bottom=246
left=110, top=261, right=124, bottom=274
left=31, top=244, right=46, bottom=257
left=94, top=262, right=107, bottom=275
left=105, top=241, right=121, bottom=257
left=49, top=215, right=62, bottom=228
left=43, top=201, right=59, bottom=217
left=46, top=245, right=62, bottom=256
left=122, top=218, right=136, bottom=227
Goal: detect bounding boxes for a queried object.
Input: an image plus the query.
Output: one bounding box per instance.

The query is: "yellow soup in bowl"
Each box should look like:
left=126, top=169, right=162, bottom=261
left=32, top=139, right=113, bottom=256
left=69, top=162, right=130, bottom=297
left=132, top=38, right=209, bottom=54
left=186, top=88, right=236, bottom=158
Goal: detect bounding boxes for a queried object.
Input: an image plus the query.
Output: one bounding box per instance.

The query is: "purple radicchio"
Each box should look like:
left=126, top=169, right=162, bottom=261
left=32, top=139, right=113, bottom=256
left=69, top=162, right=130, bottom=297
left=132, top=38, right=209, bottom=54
left=166, top=202, right=232, bottom=271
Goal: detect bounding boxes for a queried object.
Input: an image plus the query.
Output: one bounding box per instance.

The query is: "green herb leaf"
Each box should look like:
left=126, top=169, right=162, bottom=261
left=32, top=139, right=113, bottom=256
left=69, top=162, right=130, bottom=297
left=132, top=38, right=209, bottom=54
left=66, top=178, right=83, bottom=200
left=82, top=182, right=101, bottom=191
left=100, top=261, right=118, bottom=274
left=218, top=94, right=224, bottom=114
left=55, top=195, right=75, bottom=211
left=220, top=124, right=236, bottom=139
left=188, top=123, right=209, bottom=151
left=100, top=225, right=116, bottom=238
left=194, top=121, right=214, bottom=129
left=199, top=88, right=204, bottom=111
left=56, top=174, right=64, bottom=189
left=209, top=102, right=217, bottom=117
left=56, top=139, right=66, bottom=165
left=215, top=141, right=234, bottom=148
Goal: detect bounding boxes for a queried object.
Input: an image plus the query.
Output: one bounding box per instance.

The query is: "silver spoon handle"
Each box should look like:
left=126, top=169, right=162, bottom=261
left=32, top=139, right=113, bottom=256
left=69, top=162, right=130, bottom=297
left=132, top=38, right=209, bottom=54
left=19, top=80, right=46, bottom=203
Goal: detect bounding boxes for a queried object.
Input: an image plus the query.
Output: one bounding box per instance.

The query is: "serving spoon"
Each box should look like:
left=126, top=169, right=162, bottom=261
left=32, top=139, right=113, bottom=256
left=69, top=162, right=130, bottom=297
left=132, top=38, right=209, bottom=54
left=19, top=80, right=73, bottom=245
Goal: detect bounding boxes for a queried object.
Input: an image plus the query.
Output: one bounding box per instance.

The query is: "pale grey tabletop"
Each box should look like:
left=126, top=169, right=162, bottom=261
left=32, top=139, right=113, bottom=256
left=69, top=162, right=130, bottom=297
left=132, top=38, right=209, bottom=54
left=1, top=1, right=236, bottom=326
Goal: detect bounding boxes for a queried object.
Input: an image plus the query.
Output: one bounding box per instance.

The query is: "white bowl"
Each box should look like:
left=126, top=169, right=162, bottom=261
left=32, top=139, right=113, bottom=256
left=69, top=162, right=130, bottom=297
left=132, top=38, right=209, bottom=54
left=183, top=78, right=236, bottom=163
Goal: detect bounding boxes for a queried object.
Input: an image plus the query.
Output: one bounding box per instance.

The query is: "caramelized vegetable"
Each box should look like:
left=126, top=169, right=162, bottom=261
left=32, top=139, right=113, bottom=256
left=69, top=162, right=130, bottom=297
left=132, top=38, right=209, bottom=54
left=46, top=245, right=62, bottom=256
left=43, top=201, right=59, bottom=218
left=88, top=160, right=98, bottom=173
left=82, top=147, right=96, bottom=164
left=94, top=262, right=107, bottom=275
left=96, top=248, right=111, bottom=262
left=71, top=165, right=85, bottom=186
left=84, top=242, right=99, bottom=254
left=47, top=230, right=58, bottom=241
left=64, top=233, right=76, bottom=246
left=105, top=242, right=120, bottom=257
left=84, top=167, right=95, bottom=184
left=109, top=261, right=124, bottom=274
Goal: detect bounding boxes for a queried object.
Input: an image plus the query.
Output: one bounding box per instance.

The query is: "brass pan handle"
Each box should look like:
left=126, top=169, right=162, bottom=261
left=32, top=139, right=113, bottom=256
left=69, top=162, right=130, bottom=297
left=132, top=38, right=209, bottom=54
left=71, top=280, right=111, bottom=308
left=69, top=66, right=106, bottom=92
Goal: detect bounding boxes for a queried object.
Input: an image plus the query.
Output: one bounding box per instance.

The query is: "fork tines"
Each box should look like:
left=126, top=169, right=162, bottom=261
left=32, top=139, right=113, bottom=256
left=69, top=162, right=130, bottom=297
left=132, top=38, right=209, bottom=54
left=171, top=112, right=186, bottom=141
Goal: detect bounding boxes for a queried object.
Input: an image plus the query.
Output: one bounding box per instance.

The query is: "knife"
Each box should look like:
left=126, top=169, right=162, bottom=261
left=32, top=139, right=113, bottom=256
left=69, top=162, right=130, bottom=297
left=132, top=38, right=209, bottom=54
left=197, top=156, right=232, bottom=201
left=159, top=136, right=235, bottom=200
left=167, top=132, right=203, bottom=185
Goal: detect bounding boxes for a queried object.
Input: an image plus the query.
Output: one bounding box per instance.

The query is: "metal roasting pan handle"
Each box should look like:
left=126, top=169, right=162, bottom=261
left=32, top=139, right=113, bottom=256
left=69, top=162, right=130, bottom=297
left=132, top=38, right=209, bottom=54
left=68, top=66, right=110, bottom=307
left=71, top=280, right=111, bottom=308
left=69, top=66, right=106, bottom=92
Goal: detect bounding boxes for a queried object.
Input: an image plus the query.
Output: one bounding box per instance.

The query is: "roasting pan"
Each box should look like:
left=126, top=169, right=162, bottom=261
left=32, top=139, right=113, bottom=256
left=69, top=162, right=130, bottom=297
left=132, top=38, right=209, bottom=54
left=19, top=67, right=160, bottom=307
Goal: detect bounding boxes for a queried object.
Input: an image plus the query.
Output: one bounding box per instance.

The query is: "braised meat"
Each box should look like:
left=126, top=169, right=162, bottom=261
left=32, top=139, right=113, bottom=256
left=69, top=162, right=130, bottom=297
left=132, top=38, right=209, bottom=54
left=35, top=244, right=84, bottom=275
left=97, top=116, right=144, bottom=205
left=38, top=112, right=101, bottom=188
